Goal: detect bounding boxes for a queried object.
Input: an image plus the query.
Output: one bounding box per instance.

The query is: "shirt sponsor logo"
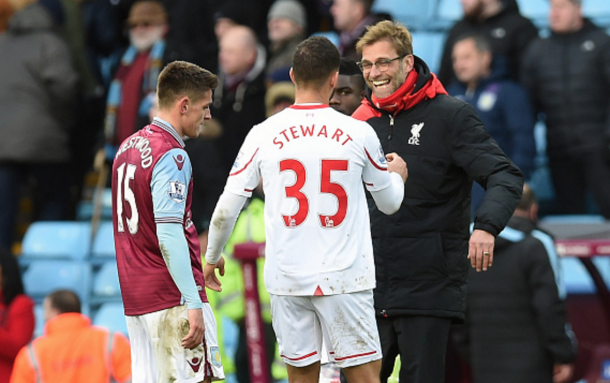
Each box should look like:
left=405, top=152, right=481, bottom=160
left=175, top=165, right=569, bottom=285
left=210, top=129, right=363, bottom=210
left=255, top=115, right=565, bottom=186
left=173, top=154, right=186, bottom=171
left=168, top=180, right=186, bottom=203
left=408, top=122, right=424, bottom=145
left=477, top=91, right=497, bottom=112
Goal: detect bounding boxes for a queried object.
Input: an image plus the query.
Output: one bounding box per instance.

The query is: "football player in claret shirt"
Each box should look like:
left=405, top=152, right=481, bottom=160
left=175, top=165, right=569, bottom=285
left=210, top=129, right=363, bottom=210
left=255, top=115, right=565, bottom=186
left=111, top=61, right=224, bottom=383
left=204, top=36, right=408, bottom=383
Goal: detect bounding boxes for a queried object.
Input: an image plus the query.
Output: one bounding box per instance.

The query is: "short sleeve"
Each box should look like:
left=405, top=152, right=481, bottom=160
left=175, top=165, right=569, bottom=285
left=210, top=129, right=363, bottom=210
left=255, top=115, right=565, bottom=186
left=151, top=148, right=192, bottom=224
left=224, top=128, right=262, bottom=197
left=361, top=124, right=392, bottom=192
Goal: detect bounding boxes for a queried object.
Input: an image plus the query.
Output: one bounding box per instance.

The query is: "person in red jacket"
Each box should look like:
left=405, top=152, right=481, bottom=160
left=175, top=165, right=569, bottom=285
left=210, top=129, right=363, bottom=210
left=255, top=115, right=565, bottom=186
left=10, top=290, right=131, bottom=383
left=0, top=250, right=34, bottom=383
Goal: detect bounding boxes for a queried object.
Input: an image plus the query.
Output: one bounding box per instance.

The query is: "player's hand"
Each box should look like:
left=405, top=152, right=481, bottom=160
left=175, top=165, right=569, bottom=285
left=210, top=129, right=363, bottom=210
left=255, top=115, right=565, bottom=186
left=553, top=363, right=573, bottom=383
left=182, top=308, right=205, bottom=349
left=468, top=229, right=495, bottom=272
left=386, top=152, right=408, bottom=183
left=204, top=257, right=225, bottom=292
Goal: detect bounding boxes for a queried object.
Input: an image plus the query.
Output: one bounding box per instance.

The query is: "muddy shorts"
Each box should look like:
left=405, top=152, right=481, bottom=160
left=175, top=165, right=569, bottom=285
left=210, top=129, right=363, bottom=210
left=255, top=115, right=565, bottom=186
left=126, top=303, right=224, bottom=383
left=270, top=289, right=381, bottom=368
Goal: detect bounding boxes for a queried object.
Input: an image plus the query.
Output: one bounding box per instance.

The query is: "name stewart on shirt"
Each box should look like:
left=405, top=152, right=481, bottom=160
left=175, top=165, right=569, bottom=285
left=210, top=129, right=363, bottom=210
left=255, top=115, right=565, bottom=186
left=115, top=136, right=154, bottom=168
left=272, top=124, right=353, bottom=149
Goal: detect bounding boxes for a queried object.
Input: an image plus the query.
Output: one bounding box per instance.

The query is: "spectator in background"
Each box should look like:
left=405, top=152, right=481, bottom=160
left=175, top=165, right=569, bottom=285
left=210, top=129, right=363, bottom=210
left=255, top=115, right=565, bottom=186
left=521, top=0, right=610, bottom=218
left=265, top=81, right=296, bottom=117
left=104, top=0, right=168, bottom=157
left=265, top=0, right=307, bottom=84
left=447, top=33, right=535, bottom=215
left=0, top=1, right=78, bottom=251
left=212, top=25, right=267, bottom=172
left=453, top=184, right=577, bottom=383
left=0, top=250, right=34, bottom=383
left=0, top=0, right=11, bottom=31
left=438, top=0, right=538, bottom=86
left=10, top=290, right=131, bottom=383
left=331, top=0, right=389, bottom=59
left=330, top=57, right=366, bottom=116
left=353, top=20, right=523, bottom=383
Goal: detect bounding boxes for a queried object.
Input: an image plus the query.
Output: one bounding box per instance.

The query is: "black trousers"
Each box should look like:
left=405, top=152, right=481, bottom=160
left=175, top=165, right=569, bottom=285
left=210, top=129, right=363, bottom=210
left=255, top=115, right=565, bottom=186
left=548, top=149, right=610, bottom=218
left=377, top=315, right=452, bottom=383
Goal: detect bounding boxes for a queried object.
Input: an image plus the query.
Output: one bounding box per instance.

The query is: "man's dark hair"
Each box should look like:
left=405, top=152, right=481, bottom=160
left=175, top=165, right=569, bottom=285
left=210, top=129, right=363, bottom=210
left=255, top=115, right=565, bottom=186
left=455, top=33, right=492, bottom=53
left=292, top=36, right=340, bottom=88
left=157, top=61, right=218, bottom=109
left=339, top=57, right=361, bottom=76
left=516, top=184, right=537, bottom=211
left=47, top=290, right=82, bottom=314
left=0, top=250, right=24, bottom=306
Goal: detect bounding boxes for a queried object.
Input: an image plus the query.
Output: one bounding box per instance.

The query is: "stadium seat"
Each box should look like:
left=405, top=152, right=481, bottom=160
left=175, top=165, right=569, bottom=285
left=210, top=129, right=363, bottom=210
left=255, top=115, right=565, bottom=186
left=23, top=260, right=91, bottom=305
left=435, top=0, right=462, bottom=30
left=34, top=303, right=45, bottom=338
left=310, top=31, right=340, bottom=47
left=93, top=302, right=128, bottom=336
left=561, top=257, right=596, bottom=294
left=583, top=0, right=610, bottom=26
left=92, top=220, right=115, bottom=260
left=372, top=0, right=435, bottom=31
left=76, top=188, right=113, bottom=221
left=516, top=0, right=549, bottom=28
left=411, top=32, right=446, bottom=74
left=21, top=221, right=91, bottom=261
left=92, top=261, right=122, bottom=304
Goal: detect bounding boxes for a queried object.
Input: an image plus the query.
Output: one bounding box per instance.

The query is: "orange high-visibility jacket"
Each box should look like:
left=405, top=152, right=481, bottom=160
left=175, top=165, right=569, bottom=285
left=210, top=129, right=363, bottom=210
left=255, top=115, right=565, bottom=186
left=10, top=313, right=131, bottom=383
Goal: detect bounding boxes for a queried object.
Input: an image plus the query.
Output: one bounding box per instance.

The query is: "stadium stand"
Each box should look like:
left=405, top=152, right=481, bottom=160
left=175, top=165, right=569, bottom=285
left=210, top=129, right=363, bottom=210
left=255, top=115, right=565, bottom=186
left=20, top=221, right=91, bottom=262
left=91, top=220, right=116, bottom=260
left=91, top=261, right=122, bottom=305
left=372, top=0, right=436, bottom=31
left=23, top=260, right=91, bottom=307
left=93, top=302, right=128, bottom=336
left=410, top=31, right=446, bottom=73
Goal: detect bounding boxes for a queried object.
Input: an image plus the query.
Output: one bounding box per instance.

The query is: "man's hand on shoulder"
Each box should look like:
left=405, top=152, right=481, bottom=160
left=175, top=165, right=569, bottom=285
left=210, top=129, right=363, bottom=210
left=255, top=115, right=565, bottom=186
left=468, top=229, right=495, bottom=272
left=203, top=256, right=225, bottom=292
left=386, top=152, right=408, bottom=183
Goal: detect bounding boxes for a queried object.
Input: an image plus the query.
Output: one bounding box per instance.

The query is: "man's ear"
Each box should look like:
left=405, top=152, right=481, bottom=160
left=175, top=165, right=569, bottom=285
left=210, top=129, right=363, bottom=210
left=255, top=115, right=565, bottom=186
left=329, top=71, right=339, bottom=90
left=180, top=97, right=190, bottom=114
left=289, top=67, right=296, bottom=85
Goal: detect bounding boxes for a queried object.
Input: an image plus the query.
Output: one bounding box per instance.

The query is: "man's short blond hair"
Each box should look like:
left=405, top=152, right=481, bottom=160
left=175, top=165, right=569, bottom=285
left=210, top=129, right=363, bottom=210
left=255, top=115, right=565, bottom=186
left=356, top=20, right=413, bottom=57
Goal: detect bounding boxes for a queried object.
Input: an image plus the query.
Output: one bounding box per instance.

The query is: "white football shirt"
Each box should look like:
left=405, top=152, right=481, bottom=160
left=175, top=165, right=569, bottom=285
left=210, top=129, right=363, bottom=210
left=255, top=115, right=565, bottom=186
left=225, top=104, right=393, bottom=296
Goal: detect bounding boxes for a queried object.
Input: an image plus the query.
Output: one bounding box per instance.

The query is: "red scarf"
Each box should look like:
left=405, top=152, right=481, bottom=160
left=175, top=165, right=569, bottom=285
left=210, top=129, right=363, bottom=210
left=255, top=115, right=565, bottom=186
left=370, top=70, right=447, bottom=114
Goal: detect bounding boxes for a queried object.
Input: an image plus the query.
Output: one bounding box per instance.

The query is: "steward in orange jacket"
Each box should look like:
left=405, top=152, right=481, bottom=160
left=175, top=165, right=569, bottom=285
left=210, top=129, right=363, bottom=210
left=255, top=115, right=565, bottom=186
left=10, top=290, right=131, bottom=383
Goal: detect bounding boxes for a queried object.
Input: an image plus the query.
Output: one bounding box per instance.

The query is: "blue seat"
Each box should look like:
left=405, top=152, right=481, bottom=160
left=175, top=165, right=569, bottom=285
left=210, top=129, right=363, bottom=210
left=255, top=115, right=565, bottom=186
left=21, top=221, right=91, bottom=261
left=583, top=0, right=610, bottom=24
left=411, top=32, right=446, bottom=73
left=34, top=303, right=45, bottom=338
left=23, top=260, right=91, bottom=304
left=372, top=0, right=435, bottom=31
left=92, top=261, right=122, bottom=303
left=93, top=302, right=128, bottom=336
left=92, top=221, right=115, bottom=259
left=561, top=257, right=595, bottom=294
left=310, top=31, right=340, bottom=47
left=76, top=188, right=113, bottom=221
left=516, top=0, right=549, bottom=28
left=435, top=0, right=462, bottom=29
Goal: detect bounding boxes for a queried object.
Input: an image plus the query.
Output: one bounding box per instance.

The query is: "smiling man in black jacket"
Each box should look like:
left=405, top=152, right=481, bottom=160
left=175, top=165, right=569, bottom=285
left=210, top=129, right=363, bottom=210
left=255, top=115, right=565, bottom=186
left=353, top=20, right=524, bottom=383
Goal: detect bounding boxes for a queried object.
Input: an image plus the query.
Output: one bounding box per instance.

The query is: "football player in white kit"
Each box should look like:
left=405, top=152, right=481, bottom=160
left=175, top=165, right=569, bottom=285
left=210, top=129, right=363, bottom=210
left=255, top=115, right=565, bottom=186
left=204, top=36, right=407, bottom=383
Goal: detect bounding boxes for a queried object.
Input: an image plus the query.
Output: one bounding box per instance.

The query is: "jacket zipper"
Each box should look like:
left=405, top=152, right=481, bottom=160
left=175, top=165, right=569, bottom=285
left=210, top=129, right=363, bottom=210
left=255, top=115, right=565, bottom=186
left=387, top=115, right=394, bottom=140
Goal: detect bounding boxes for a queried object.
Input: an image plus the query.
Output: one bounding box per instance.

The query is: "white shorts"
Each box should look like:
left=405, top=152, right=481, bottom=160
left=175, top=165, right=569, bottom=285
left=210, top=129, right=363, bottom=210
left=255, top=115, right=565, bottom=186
left=126, top=303, right=225, bottom=383
left=270, top=290, right=382, bottom=368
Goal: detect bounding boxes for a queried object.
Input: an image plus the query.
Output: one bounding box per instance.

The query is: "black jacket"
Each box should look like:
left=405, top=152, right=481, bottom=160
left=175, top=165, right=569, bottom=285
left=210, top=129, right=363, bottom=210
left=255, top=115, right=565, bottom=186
left=454, top=216, right=577, bottom=383
left=521, top=19, right=610, bottom=156
left=353, top=57, right=523, bottom=320
left=438, top=2, right=538, bottom=86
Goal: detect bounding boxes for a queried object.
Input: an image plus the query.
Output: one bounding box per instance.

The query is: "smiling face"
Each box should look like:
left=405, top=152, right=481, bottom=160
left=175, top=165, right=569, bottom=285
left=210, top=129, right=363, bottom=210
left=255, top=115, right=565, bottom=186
left=181, top=89, right=213, bottom=139
left=361, top=39, right=412, bottom=99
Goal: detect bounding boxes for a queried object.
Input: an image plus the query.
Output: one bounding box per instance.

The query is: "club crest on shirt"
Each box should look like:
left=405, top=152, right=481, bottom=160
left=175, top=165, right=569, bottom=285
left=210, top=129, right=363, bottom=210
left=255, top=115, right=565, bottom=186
left=168, top=180, right=186, bottom=203
left=210, top=346, right=222, bottom=367
left=377, top=145, right=386, bottom=164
